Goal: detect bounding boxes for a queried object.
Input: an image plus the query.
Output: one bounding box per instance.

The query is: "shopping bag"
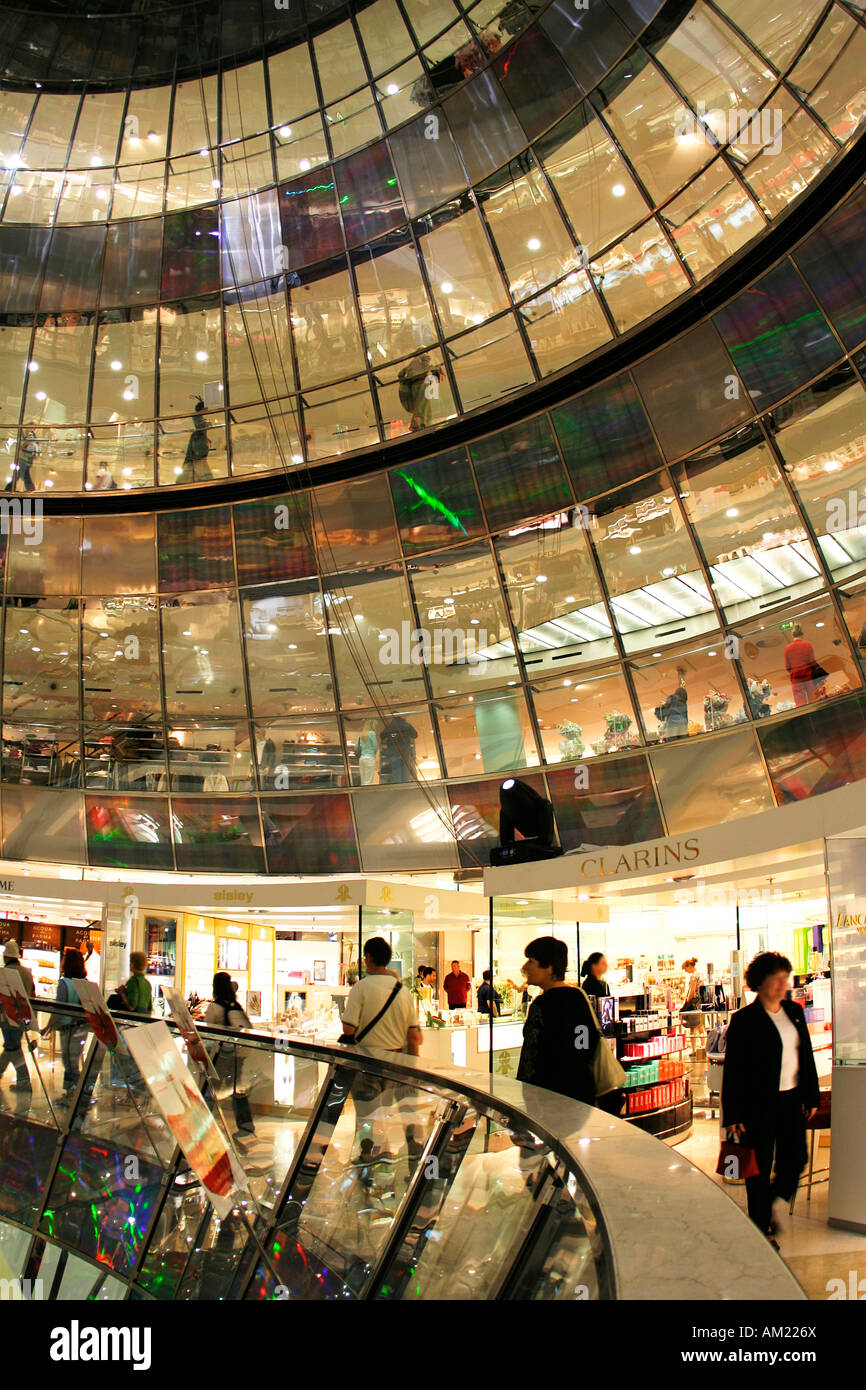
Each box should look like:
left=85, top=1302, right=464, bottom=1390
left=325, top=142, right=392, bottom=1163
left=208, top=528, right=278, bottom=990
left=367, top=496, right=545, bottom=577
left=716, top=1135, right=760, bottom=1180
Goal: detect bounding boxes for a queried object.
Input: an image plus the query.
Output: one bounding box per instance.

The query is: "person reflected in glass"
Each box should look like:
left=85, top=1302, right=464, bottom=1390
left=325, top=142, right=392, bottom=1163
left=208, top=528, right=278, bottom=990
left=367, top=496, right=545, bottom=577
left=721, top=952, right=819, bottom=1248
left=655, top=665, right=688, bottom=741
left=356, top=720, right=378, bottom=785
left=784, top=624, right=826, bottom=706
left=178, top=399, right=213, bottom=484
left=93, top=462, right=118, bottom=491
left=5, top=425, right=39, bottom=492
left=580, top=953, right=610, bottom=1000
left=397, top=352, right=444, bottom=432
left=0, top=940, right=34, bottom=1093
left=379, top=713, right=418, bottom=783
left=51, top=947, right=88, bottom=1100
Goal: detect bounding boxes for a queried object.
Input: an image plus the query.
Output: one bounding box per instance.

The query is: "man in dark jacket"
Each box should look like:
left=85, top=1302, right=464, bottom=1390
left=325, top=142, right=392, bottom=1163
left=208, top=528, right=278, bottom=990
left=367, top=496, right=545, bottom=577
left=721, top=951, right=820, bottom=1243
left=516, top=937, right=598, bottom=1105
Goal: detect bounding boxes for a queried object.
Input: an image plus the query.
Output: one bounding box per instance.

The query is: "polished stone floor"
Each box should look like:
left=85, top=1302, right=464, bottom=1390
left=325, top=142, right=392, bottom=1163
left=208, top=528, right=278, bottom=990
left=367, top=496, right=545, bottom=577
left=679, top=1107, right=866, bottom=1301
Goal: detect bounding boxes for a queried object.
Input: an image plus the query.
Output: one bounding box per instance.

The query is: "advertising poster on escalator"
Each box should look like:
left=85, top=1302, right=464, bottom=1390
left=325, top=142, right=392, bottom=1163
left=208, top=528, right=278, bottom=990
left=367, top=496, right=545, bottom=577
left=75, top=979, right=121, bottom=1050
left=124, top=1020, right=247, bottom=1217
left=162, top=984, right=220, bottom=1081
left=0, top=967, right=36, bottom=1029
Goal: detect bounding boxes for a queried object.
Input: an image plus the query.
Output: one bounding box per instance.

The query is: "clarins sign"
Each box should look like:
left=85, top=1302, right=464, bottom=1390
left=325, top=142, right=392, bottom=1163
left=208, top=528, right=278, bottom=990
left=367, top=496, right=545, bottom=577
left=579, top=838, right=700, bottom=880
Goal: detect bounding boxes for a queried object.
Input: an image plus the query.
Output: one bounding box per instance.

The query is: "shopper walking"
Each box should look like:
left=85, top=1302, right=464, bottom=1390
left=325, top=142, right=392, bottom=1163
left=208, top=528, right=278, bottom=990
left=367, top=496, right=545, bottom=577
left=341, top=938, right=419, bottom=1055
left=516, top=937, right=598, bottom=1105
left=124, top=952, right=153, bottom=1014
left=205, top=973, right=255, bottom=1140
left=53, top=947, right=89, bottom=1099
left=680, top=957, right=705, bottom=1057
left=580, top=953, right=610, bottom=1000
left=341, top=938, right=421, bottom=1175
left=0, top=940, right=35, bottom=1091
left=721, top=951, right=819, bottom=1246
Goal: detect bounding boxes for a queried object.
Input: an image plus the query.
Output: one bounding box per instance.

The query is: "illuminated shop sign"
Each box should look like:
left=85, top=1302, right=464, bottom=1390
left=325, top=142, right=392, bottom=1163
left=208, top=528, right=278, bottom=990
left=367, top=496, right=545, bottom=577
left=579, top=838, right=700, bottom=880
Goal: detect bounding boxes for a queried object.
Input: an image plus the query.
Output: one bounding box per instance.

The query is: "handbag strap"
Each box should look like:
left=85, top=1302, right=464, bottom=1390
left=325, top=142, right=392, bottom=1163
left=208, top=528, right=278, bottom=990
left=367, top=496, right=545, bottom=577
left=354, top=978, right=403, bottom=1043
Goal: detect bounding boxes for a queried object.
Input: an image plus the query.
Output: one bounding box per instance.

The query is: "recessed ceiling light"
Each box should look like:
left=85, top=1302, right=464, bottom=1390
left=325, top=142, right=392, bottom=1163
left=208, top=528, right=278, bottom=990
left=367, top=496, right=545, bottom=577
left=725, top=507, right=739, bottom=518
left=440, top=281, right=453, bottom=294
left=278, top=126, right=292, bottom=138
left=386, top=83, right=399, bottom=95
left=299, top=158, right=311, bottom=171
left=110, top=360, right=122, bottom=371
left=629, top=544, right=641, bottom=555
left=527, top=238, right=541, bottom=251
left=612, top=183, right=626, bottom=197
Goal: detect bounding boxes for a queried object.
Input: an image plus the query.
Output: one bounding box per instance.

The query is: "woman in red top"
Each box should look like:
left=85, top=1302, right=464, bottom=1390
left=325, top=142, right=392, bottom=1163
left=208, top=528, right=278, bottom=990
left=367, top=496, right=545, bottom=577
left=784, top=625, right=824, bottom=707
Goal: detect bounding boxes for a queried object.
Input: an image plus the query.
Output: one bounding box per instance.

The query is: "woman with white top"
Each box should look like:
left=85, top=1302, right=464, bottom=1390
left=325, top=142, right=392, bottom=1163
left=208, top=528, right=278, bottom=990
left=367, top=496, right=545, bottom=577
left=721, top=951, right=820, bottom=1247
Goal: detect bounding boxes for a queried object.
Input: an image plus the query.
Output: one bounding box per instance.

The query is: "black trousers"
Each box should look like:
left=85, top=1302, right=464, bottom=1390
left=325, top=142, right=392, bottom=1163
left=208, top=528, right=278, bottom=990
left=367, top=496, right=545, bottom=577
left=745, top=1089, right=807, bottom=1234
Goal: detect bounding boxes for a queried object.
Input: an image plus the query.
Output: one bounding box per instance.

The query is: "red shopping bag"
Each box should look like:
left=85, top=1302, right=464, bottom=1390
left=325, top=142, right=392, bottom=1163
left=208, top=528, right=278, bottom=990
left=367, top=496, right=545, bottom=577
left=717, top=1134, right=760, bottom=1180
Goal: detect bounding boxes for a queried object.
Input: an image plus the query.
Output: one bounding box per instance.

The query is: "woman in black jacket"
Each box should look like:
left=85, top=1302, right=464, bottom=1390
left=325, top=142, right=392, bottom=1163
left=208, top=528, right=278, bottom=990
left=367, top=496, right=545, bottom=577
left=580, top=952, right=610, bottom=999
left=721, top=951, right=819, bottom=1245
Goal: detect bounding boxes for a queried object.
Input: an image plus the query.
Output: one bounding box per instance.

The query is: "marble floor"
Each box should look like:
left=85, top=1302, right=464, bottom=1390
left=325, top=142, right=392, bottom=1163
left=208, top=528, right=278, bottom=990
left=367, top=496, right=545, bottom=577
left=678, top=1107, right=866, bottom=1301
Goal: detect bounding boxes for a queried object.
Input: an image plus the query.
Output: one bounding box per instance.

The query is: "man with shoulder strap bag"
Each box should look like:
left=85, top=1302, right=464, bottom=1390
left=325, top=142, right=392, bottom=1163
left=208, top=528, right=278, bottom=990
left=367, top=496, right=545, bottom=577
left=340, top=937, right=421, bottom=1169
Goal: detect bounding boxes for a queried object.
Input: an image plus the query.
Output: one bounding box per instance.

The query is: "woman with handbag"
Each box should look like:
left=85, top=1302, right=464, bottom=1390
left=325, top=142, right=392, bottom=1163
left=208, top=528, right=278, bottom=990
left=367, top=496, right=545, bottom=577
left=721, top=951, right=819, bottom=1247
left=516, top=937, right=625, bottom=1114
left=205, top=973, right=256, bottom=1141
left=784, top=624, right=827, bottom=706
left=49, top=948, right=89, bottom=1100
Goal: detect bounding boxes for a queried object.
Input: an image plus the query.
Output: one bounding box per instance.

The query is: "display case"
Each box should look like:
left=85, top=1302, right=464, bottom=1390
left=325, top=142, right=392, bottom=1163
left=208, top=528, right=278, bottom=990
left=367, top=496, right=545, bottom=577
left=792, top=974, right=833, bottom=1081
left=613, top=1019, right=693, bottom=1142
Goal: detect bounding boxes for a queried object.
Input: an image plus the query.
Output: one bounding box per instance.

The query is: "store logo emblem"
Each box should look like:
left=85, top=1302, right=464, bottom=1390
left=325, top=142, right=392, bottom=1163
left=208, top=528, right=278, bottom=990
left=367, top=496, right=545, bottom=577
left=0, top=497, right=42, bottom=545
left=378, top=621, right=489, bottom=670
left=675, top=101, right=782, bottom=156
left=49, top=1322, right=152, bottom=1370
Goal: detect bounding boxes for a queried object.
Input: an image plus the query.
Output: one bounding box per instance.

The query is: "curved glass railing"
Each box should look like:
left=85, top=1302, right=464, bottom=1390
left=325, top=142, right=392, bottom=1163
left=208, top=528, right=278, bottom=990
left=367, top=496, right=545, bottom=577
left=0, top=999, right=804, bottom=1300
left=1, top=0, right=863, bottom=485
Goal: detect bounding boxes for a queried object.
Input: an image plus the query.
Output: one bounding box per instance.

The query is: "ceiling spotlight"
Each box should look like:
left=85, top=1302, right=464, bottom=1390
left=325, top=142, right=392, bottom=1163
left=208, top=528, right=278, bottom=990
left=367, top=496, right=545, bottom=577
left=527, top=237, right=541, bottom=251
left=299, top=158, right=311, bottom=171
left=536, top=573, right=547, bottom=583
left=386, top=83, right=399, bottom=96
left=195, top=350, right=208, bottom=362
left=612, top=183, right=626, bottom=197
left=629, top=544, right=641, bottom=555
left=725, top=507, right=739, bottom=518
left=35, top=390, right=46, bottom=401
left=278, top=125, right=292, bottom=138
left=441, top=281, right=453, bottom=294
left=110, top=360, right=122, bottom=371
left=90, top=155, right=103, bottom=167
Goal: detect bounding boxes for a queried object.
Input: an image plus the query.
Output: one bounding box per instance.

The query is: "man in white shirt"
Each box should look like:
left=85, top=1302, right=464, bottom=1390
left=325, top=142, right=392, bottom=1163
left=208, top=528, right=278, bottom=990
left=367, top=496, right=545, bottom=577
left=341, top=937, right=421, bottom=1171
left=341, top=938, right=420, bottom=1054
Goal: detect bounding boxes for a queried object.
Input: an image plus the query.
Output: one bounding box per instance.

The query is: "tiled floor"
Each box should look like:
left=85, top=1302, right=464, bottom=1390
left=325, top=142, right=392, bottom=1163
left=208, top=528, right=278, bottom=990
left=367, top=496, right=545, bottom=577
left=679, top=1108, right=866, bottom=1301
